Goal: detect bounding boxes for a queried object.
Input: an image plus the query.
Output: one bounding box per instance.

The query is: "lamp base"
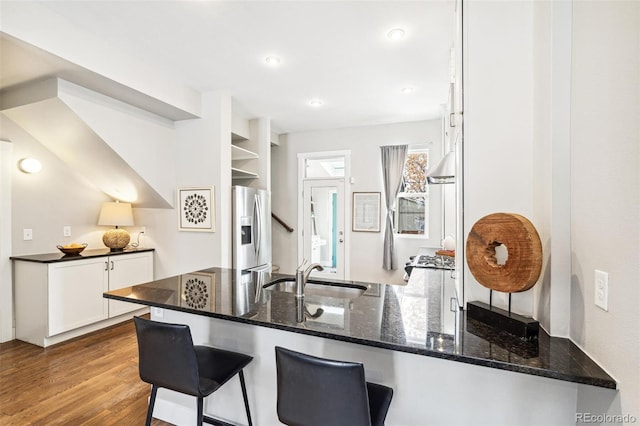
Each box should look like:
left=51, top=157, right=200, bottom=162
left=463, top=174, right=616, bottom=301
left=103, top=228, right=130, bottom=251
left=466, top=301, right=539, bottom=340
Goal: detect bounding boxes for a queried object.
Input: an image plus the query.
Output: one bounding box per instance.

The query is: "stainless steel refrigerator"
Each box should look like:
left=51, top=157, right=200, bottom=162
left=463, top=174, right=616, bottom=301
left=232, top=186, right=272, bottom=272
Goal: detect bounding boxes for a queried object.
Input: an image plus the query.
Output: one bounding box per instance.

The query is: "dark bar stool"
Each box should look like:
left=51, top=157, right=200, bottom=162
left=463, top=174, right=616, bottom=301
left=133, top=316, right=253, bottom=426
left=275, top=346, right=393, bottom=426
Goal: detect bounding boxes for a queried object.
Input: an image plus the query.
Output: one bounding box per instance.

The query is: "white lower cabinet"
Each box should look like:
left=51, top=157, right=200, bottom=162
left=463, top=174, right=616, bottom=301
left=107, top=252, right=154, bottom=317
left=14, top=250, right=153, bottom=347
left=48, top=257, right=109, bottom=336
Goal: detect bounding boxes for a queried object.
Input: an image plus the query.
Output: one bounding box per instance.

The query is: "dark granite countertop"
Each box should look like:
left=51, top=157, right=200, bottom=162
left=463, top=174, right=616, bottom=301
left=104, top=266, right=616, bottom=389
left=10, top=247, right=155, bottom=263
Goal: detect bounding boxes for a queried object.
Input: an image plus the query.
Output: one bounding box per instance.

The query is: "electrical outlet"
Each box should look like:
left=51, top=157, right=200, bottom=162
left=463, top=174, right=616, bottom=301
left=152, top=307, right=163, bottom=318
left=23, top=229, right=33, bottom=241
left=595, top=270, right=609, bottom=311
left=63, top=226, right=71, bottom=237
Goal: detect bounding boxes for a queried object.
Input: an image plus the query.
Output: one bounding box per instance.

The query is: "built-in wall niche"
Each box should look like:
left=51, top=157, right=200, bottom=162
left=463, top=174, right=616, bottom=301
left=231, top=114, right=277, bottom=189
left=231, top=131, right=259, bottom=180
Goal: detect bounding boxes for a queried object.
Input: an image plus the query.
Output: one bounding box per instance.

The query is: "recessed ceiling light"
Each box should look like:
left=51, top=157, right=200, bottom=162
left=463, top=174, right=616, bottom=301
left=265, top=55, right=281, bottom=66
left=401, top=87, right=415, bottom=94
left=387, top=28, right=405, bottom=41
left=309, top=99, right=324, bottom=107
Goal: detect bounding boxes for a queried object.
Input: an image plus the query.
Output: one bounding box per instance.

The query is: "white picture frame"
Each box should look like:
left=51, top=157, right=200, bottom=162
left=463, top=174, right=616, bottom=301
left=352, top=192, right=381, bottom=232
left=178, top=187, right=215, bottom=232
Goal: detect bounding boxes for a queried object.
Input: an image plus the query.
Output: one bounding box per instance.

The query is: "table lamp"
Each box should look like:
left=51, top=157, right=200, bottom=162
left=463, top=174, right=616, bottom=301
left=98, top=201, right=134, bottom=251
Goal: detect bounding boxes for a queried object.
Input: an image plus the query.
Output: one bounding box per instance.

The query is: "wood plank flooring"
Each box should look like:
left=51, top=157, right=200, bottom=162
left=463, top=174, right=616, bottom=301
left=0, top=318, right=172, bottom=425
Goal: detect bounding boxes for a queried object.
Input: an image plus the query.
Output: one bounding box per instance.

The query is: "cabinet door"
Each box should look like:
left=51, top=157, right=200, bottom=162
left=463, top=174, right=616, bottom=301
left=48, top=258, right=109, bottom=336
left=108, top=252, right=153, bottom=317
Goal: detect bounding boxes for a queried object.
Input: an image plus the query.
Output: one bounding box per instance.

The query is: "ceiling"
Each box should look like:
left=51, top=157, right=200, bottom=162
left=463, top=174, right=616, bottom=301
left=1, top=1, right=456, bottom=134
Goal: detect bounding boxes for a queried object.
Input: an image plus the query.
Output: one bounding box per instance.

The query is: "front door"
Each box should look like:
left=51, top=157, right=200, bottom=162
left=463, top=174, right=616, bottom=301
left=302, top=179, right=346, bottom=280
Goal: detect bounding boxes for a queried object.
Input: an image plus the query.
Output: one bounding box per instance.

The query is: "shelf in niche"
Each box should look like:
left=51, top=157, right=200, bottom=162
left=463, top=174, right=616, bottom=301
left=232, top=131, right=249, bottom=142
left=232, top=145, right=259, bottom=160
left=232, top=167, right=259, bottom=179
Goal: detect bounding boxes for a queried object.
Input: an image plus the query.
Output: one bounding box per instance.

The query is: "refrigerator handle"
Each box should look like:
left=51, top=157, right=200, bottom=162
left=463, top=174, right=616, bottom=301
left=255, top=194, right=262, bottom=261
left=252, top=195, right=259, bottom=257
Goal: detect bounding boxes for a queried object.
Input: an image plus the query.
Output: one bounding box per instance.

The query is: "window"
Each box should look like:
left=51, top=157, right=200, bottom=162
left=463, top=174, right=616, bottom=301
left=395, top=148, right=429, bottom=236
left=304, top=156, right=345, bottom=178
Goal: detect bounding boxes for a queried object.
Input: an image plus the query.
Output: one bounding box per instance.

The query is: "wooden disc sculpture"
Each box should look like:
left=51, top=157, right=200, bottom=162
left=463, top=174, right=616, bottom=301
left=466, top=213, right=543, bottom=293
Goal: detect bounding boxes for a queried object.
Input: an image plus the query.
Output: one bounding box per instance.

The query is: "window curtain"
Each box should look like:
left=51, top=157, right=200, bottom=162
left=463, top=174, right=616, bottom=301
left=380, top=144, right=408, bottom=270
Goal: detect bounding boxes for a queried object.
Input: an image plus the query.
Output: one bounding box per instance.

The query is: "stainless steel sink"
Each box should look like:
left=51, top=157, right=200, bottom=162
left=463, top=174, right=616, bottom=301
left=263, top=279, right=366, bottom=299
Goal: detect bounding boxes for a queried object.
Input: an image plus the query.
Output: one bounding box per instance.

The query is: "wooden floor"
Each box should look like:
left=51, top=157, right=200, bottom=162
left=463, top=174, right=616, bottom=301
left=0, top=318, right=172, bottom=425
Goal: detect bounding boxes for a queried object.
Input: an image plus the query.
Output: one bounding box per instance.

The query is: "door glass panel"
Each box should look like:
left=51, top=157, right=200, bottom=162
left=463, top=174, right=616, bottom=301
left=310, top=185, right=337, bottom=273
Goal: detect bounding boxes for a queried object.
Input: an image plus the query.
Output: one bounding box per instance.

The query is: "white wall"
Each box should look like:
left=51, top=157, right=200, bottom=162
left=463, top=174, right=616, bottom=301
left=134, top=91, right=232, bottom=279
left=570, top=0, right=639, bottom=420
left=463, top=1, right=537, bottom=316
left=6, top=115, right=110, bottom=255
left=3, top=88, right=231, bottom=277
left=0, top=140, right=14, bottom=342
left=272, top=120, right=444, bottom=284
left=0, top=1, right=201, bottom=117
left=465, top=0, right=639, bottom=420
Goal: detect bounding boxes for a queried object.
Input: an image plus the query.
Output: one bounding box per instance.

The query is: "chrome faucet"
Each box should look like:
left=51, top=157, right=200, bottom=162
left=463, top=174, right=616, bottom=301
left=295, top=260, right=324, bottom=298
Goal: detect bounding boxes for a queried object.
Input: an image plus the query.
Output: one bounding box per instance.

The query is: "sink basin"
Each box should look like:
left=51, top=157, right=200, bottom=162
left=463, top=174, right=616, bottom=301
left=263, top=279, right=366, bottom=299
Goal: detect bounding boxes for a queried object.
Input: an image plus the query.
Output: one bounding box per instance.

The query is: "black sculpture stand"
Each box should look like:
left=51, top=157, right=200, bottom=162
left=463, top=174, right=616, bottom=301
left=467, top=299, right=539, bottom=340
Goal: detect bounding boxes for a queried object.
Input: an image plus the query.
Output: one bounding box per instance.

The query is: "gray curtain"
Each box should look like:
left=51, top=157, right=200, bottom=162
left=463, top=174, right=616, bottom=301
left=380, top=144, right=408, bottom=270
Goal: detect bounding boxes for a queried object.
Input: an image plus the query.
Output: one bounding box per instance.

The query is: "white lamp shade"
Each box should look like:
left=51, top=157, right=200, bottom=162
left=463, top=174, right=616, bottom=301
left=98, top=202, right=134, bottom=227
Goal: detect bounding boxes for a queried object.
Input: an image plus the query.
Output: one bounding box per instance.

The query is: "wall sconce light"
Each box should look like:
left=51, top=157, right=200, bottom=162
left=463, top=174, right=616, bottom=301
left=18, top=158, right=42, bottom=174
left=98, top=200, right=134, bottom=252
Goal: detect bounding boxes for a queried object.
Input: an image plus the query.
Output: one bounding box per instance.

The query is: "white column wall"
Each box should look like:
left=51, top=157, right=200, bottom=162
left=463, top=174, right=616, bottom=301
left=0, top=140, right=13, bottom=342
left=570, top=0, right=640, bottom=420
left=463, top=1, right=538, bottom=316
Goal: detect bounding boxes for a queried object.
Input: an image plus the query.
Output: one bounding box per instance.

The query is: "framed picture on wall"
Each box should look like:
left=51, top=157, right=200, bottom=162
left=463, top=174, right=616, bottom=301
left=352, top=192, right=381, bottom=232
left=178, top=187, right=215, bottom=232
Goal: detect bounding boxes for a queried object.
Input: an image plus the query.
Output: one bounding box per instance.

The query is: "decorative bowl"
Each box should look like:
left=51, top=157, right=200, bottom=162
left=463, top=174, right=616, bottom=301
left=57, top=243, right=88, bottom=256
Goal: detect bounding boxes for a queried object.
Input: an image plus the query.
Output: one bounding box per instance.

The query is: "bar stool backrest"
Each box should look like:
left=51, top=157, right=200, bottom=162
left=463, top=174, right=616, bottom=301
left=134, top=317, right=202, bottom=396
left=275, top=346, right=372, bottom=426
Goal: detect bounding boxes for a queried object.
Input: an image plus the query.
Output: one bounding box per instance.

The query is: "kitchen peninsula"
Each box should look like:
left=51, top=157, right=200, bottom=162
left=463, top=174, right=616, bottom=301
left=105, top=267, right=616, bottom=426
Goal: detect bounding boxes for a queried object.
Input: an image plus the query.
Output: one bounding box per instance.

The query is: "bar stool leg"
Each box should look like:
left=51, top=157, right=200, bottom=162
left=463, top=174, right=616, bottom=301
left=239, top=370, right=252, bottom=426
left=145, top=385, right=158, bottom=426
left=197, top=396, right=204, bottom=426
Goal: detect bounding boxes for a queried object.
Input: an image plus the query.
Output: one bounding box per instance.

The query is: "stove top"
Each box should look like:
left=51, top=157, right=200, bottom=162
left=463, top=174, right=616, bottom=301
left=413, top=254, right=456, bottom=270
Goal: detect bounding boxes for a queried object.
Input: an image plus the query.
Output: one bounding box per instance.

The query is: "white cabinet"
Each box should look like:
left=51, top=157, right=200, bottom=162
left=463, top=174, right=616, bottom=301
left=107, top=252, right=154, bottom=317
left=48, top=257, right=109, bottom=336
left=13, top=249, right=153, bottom=347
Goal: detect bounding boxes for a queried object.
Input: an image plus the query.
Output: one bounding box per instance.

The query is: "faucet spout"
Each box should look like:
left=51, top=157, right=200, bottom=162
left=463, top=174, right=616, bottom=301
left=295, top=262, right=324, bottom=297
